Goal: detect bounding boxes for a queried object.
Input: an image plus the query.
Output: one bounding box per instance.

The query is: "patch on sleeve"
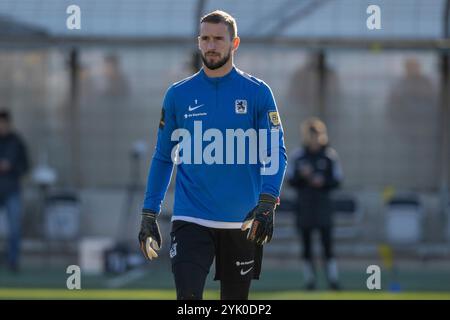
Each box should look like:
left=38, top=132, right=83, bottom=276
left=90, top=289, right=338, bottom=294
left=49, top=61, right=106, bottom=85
left=159, top=108, right=165, bottom=129
left=268, top=111, right=280, bottom=130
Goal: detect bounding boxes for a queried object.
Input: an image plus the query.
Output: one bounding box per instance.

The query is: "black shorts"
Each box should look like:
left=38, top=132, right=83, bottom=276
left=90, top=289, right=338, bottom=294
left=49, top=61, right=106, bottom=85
left=169, top=220, right=263, bottom=282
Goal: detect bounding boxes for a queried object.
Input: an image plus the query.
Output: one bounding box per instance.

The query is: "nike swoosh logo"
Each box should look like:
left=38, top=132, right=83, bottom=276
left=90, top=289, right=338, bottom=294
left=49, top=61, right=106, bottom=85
left=188, top=104, right=204, bottom=112
left=240, top=267, right=253, bottom=276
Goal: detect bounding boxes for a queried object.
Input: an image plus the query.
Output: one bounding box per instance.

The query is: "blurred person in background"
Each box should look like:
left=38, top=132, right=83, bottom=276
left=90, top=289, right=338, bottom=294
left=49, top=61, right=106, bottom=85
left=288, top=52, right=339, bottom=117
left=288, top=118, right=343, bottom=290
left=388, top=58, right=436, bottom=117
left=387, top=57, right=438, bottom=186
left=102, top=54, right=129, bottom=97
left=0, top=109, right=29, bottom=272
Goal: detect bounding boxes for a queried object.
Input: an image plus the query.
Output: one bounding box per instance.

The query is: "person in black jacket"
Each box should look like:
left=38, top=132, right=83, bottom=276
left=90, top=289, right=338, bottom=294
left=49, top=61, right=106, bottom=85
left=288, top=118, right=343, bottom=290
left=0, top=110, right=29, bottom=272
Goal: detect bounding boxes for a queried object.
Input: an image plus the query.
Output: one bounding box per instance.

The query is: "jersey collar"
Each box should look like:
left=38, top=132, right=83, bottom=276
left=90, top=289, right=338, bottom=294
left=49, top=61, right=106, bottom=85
left=200, top=66, right=238, bottom=84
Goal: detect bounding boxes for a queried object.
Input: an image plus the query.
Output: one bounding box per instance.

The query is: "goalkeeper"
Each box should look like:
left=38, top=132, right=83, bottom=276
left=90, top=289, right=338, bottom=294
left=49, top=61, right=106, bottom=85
left=139, top=10, right=287, bottom=300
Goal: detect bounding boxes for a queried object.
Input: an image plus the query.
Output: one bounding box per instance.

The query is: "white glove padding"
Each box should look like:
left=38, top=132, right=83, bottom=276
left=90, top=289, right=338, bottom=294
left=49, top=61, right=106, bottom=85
left=143, top=237, right=160, bottom=260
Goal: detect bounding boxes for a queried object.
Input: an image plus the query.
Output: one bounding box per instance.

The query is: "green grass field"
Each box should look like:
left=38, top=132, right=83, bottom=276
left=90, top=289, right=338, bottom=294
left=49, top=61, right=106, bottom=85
left=1, top=288, right=450, bottom=300
left=1, top=263, right=450, bottom=300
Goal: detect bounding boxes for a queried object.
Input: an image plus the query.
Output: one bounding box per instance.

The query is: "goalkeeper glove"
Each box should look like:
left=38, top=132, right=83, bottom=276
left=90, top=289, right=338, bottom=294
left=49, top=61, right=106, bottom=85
left=241, top=194, right=279, bottom=245
left=138, top=210, right=162, bottom=260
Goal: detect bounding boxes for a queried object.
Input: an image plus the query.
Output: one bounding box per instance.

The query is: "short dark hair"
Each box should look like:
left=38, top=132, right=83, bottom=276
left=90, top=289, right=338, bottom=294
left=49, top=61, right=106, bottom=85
left=200, top=10, right=237, bottom=40
left=0, top=109, right=11, bottom=122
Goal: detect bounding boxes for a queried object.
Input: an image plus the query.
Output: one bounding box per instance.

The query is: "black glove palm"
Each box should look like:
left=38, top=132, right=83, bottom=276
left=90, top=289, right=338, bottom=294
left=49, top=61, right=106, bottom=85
left=138, top=210, right=162, bottom=260
left=241, top=194, right=279, bottom=245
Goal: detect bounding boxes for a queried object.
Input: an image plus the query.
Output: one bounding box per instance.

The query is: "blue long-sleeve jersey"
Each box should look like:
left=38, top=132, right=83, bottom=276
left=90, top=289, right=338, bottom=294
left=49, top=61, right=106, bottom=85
left=143, top=66, right=287, bottom=228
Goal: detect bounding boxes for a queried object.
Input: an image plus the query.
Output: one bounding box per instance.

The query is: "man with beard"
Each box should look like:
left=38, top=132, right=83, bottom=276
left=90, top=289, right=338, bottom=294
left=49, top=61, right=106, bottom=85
left=138, top=10, right=287, bottom=300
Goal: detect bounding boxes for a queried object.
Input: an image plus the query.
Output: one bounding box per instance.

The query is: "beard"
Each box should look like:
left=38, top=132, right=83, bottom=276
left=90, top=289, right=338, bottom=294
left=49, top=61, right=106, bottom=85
left=201, top=48, right=231, bottom=70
